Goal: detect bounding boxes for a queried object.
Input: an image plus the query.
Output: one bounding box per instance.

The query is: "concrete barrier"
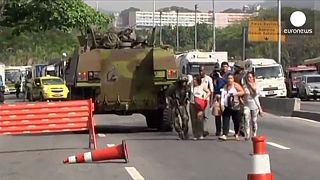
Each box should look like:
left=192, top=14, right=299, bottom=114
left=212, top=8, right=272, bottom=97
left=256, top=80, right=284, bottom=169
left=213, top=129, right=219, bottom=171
left=292, top=111, right=320, bottom=122
left=259, top=97, right=300, bottom=116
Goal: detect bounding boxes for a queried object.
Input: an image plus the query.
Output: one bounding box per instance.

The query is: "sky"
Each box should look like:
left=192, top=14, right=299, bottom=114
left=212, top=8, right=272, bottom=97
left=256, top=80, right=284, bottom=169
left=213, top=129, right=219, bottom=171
left=83, top=0, right=318, bottom=12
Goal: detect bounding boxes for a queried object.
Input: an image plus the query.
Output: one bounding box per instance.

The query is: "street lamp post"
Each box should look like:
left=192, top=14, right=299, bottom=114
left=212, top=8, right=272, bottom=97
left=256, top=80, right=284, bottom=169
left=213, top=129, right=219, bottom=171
left=153, top=0, right=155, bottom=27
left=160, top=11, right=163, bottom=45
left=242, top=27, right=246, bottom=60
left=212, top=0, right=216, bottom=52
left=62, top=53, right=67, bottom=81
left=194, top=4, right=198, bottom=50
left=278, top=0, right=282, bottom=64
left=176, top=9, right=179, bottom=52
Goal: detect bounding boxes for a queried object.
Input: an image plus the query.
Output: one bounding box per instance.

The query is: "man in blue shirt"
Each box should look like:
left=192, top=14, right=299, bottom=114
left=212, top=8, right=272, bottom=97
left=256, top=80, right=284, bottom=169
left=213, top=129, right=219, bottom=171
left=211, top=62, right=229, bottom=136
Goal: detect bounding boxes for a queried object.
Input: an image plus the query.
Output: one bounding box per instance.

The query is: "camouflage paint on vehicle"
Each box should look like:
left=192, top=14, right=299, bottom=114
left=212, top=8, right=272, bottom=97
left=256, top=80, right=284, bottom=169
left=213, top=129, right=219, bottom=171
left=97, top=47, right=178, bottom=112
left=65, top=27, right=178, bottom=131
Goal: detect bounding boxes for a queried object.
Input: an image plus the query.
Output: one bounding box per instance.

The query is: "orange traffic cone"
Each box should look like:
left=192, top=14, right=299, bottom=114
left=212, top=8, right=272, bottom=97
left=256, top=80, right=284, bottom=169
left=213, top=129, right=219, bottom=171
left=247, top=135, right=274, bottom=180
left=63, top=140, right=129, bottom=164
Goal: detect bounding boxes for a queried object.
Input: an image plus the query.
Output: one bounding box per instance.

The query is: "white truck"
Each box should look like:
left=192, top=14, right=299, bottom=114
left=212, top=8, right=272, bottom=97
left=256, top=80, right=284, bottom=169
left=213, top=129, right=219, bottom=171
left=5, top=66, right=31, bottom=93
left=177, top=51, right=228, bottom=76
left=244, top=58, right=287, bottom=97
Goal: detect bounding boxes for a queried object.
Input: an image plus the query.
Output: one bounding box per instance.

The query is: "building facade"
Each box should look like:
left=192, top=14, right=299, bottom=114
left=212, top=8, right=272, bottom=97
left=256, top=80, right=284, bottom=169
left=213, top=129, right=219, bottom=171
left=126, top=11, right=254, bottom=28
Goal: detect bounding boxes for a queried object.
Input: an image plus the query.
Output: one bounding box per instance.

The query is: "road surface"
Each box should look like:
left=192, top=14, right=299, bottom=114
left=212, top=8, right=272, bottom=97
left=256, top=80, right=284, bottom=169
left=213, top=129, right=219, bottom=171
left=1, top=95, right=320, bottom=180
left=300, top=101, right=320, bottom=112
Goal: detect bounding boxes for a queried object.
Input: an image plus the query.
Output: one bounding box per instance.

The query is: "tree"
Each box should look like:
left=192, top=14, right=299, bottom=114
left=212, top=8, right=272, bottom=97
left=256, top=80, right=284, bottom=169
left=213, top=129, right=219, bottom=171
left=0, top=28, right=78, bottom=65
left=0, top=0, right=112, bottom=35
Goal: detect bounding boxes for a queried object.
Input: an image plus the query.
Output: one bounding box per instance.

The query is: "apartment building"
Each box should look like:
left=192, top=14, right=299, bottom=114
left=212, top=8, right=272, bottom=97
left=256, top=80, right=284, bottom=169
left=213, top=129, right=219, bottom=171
left=126, top=11, right=253, bottom=28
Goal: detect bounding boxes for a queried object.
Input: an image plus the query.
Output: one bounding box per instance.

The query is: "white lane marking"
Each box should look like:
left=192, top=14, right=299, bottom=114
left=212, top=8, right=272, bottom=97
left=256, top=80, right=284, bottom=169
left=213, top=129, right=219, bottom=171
left=266, top=142, right=291, bottom=150
left=97, top=133, right=106, bottom=137
left=125, top=167, right=145, bottom=180
left=107, top=144, right=115, bottom=147
left=229, top=130, right=291, bottom=150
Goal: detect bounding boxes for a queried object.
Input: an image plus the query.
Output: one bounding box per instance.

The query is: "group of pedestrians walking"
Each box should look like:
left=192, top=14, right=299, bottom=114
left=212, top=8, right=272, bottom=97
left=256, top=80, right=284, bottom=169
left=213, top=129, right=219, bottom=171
left=166, top=61, right=263, bottom=141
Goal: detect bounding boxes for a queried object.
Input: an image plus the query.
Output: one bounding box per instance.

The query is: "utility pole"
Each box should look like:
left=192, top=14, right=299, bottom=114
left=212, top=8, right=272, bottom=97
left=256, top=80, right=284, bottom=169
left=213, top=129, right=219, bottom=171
left=159, top=11, right=163, bottom=45
left=194, top=4, right=198, bottom=50
left=278, top=0, right=282, bottom=64
left=242, top=27, right=246, bottom=61
left=152, top=0, right=156, bottom=47
left=176, top=9, right=179, bottom=52
left=153, top=0, right=155, bottom=27
left=212, top=0, right=216, bottom=52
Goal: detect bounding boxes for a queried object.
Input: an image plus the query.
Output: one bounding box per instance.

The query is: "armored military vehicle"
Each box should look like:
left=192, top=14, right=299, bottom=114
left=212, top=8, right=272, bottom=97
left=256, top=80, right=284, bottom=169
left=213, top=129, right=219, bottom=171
left=65, top=27, right=178, bottom=131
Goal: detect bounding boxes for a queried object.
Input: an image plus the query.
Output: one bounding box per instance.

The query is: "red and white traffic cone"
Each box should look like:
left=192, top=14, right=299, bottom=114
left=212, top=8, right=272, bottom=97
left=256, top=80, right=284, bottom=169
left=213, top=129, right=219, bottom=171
left=63, top=140, right=129, bottom=164
left=247, top=135, right=274, bottom=180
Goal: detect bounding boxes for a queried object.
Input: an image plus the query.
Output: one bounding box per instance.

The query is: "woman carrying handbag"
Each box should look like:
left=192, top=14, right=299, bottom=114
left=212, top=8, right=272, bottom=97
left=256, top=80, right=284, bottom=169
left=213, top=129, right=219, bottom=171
left=189, top=75, right=211, bottom=140
left=219, top=73, right=245, bottom=141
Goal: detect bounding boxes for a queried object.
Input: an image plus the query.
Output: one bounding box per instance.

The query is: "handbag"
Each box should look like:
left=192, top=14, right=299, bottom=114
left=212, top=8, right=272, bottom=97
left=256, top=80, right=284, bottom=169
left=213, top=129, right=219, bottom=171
left=212, top=98, right=222, bottom=116
left=194, top=97, right=208, bottom=111
left=227, top=93, right=242, bottom=111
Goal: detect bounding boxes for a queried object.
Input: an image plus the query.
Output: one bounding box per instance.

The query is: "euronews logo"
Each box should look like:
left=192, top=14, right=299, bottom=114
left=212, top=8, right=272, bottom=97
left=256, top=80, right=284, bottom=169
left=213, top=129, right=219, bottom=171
left=283, top=10, right=314, bottom=35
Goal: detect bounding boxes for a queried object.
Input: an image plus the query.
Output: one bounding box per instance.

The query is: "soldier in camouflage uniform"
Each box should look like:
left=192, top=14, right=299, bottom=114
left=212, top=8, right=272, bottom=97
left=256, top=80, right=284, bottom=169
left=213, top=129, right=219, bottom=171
left=166, top=74, right=191, bottom=140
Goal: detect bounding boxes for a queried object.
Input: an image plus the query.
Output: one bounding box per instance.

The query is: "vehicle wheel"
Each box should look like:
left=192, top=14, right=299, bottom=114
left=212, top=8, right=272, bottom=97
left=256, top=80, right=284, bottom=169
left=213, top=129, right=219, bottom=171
left=159, top=108, right=173, bottom=132
left=144, top=108, right=173, bottom=132
left=144, top=111, right=160, bottom=129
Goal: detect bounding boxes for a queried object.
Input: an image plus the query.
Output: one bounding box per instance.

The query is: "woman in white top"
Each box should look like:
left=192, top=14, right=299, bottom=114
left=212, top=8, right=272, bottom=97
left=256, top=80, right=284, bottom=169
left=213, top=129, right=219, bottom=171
left=219, top=73, right=244, bottom=141
left=189, top=74, right=211, bottom=140
left=243, top=72, right=263, bottom=140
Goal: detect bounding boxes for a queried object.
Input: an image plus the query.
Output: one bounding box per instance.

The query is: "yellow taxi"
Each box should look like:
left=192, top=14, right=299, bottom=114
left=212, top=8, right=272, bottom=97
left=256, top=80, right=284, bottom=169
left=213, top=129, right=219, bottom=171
left=30, top=76, right=69, bottom=101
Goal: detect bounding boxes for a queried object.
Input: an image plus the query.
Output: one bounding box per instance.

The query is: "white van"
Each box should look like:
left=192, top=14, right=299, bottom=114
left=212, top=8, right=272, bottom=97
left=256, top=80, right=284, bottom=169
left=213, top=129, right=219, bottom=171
left=177, top=51, right=228, bottom=76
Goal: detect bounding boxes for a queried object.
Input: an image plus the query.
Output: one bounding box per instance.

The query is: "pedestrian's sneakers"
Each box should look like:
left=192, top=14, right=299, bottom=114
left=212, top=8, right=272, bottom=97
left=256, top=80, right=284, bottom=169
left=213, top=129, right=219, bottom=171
left=234, top=134, right=240, bottom=141
left=219, top=135, right=227, bottom=141
left=193, top=136, right=204, bottom=141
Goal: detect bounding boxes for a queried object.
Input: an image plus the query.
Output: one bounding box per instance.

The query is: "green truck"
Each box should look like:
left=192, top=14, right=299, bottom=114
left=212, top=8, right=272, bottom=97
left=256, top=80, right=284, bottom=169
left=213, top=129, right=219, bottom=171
left=65, top=27, right=178, bottom=131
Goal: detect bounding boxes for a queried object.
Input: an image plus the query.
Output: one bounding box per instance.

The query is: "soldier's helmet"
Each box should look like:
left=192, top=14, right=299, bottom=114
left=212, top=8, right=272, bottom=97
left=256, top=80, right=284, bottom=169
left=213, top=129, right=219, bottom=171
left=178, top=74, right=189, bottom=82
left=234, top=61, right=245, bottom=69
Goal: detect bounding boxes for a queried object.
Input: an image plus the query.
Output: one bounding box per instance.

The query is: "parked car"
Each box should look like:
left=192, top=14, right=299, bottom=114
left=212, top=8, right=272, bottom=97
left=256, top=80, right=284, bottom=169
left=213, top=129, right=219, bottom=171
left=297, top=74, right=320, bottom=100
